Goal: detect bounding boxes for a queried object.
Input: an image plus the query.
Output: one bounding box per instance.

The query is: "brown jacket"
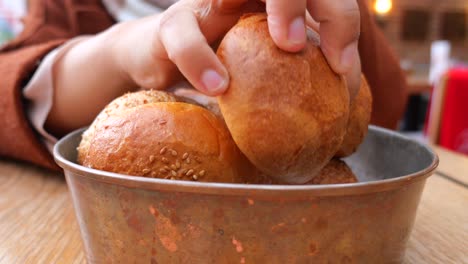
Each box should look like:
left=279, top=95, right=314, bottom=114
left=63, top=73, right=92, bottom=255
left=0, top=0, right=407, bottom=170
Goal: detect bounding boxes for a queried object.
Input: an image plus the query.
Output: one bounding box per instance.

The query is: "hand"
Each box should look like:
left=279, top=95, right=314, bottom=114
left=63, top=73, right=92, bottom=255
left=114, top=0, right=361, bottom=97
left=48, top=0, right=361, bottom=135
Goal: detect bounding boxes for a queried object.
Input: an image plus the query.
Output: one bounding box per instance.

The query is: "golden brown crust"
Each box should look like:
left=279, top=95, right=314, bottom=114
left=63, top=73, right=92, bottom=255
left=335, top=75, right=373, bottom=157
left=306, top=159, right=358, bottom=184
left=251, top=159, right=358, bottom=185
left=77, top=90, right=178, bottom=164
left=217, top=13, right=349, bottom=184
left=80, top=102, right=253, bottom=183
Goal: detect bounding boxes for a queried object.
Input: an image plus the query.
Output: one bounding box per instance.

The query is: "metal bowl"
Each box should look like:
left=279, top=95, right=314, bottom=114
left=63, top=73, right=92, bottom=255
left=54, top=126, right=438, bottom=263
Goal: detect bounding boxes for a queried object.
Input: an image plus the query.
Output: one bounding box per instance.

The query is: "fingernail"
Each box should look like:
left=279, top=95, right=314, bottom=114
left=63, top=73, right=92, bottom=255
left=288, top=17, right=306, bottom=45
left=340, top=43, right=358, bottom=71
left=201, top=69, right=227, bottom=94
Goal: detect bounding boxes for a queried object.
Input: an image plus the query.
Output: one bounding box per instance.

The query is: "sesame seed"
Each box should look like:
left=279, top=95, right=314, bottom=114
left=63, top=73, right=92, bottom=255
left=182, top=153, right=189, bottom=160
left=199, top=170, right=206, bottom=176
left=142, top=169, right=150, bottom=174
left=180, top=169, right=187, bottom=175
left=149, top=155, right=155, bottom=162
left=171, top=150, right=178, bottom=156
left=162, top=157, right=169, bottom=164
left=175, top=161, right=181, bottom=169
left=186, top=169, right=194, bottom=176
left=170, top=177, right=175, bottom=180
left=192, top=174, right=198, bottom=180
left=163, top=166, right=171, bottom=171
left=160, top=147, right=167, bottom=155
left=171, top=164, right=177, bottom=170
left=171, top=170, right=177, bottom=177
left=159, top=168, right=167, bottom=173
left=186, top=158, right=191, bottom=164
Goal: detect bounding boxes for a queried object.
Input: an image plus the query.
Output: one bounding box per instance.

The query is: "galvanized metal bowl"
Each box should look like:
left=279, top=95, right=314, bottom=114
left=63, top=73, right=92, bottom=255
left=54, top=126, right=438, bottom=263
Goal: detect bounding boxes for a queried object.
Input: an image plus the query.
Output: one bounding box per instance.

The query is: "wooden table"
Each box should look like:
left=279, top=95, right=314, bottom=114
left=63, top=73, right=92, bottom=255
left=0, top=147, right=467, bottom=263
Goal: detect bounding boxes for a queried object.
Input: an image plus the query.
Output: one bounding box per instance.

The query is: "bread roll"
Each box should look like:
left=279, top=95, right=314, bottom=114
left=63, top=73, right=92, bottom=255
left=78, top=91, right=253, bottom=183
left=251, top=159, right=357, bottom=185
left=335, top=75, right=372, bottom=157
left=78, top=90, right=178, bottom=164
left=305, top=159, right=358, bottom=185
left=217, top=13, right=350, bottom=184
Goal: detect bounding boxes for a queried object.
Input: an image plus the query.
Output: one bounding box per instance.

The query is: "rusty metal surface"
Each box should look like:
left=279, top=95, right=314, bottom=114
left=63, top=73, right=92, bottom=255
left=54, top=126, right=438, bottom=263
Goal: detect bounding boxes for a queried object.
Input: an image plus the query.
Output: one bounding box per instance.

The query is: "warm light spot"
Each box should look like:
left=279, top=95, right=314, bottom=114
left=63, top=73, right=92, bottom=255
left=374, top=0, right=392, bottom=15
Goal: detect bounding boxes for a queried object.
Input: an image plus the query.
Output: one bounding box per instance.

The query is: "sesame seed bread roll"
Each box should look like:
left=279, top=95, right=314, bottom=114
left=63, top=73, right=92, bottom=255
left=217, top=13, right=350, bottom=184
left=335, top=75, right=373, bottom=157
left=79, top=102, right=253, bottom=183
left=77, top=90, right=178, bottom=164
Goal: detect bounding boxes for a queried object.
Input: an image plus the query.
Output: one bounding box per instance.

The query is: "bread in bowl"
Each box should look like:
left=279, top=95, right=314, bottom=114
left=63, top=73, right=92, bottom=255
left=78, top=90, right=253, bottom=183
left=305, top=159, right=358, bottom=184
left=336, top=75, right=372, bottom=157
left=250, top=158, right=357, bottom=185
left=217, top=13, right=350, bottom=184
left=78, top=90, right=178, bottom=164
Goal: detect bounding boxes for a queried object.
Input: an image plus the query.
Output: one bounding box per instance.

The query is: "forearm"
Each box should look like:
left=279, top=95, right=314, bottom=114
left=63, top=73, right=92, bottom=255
left=45, top=30, right=137, bottom=136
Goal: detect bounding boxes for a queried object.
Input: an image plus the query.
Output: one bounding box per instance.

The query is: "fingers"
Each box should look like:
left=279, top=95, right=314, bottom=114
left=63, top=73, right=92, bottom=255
left=307, top=0, right=360, bottom=74
left=306, top=0, right=361, bottom=98
left=158, top=7, right=229, bottom=95
left=345, top=54, right=361, bottom=100
left=156, top=0, right=360, bottom=97
left=305, top=11, right=319, bottom=32
left=264, top=0, right=361, bottom=95
left=265, top=0, right=308, bottom=52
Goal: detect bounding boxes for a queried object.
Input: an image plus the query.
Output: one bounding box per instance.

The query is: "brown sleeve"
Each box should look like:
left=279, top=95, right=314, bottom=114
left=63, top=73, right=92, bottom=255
left=0, top=0, right=114, bottom=170
left=357, top=0, right=408, bottom=129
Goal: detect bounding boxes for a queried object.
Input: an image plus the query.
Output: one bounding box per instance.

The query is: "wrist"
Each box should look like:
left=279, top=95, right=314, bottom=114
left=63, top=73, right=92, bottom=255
left=97, top=25, right=138, bottom=92
left=48, top=30, right=140, bottom=134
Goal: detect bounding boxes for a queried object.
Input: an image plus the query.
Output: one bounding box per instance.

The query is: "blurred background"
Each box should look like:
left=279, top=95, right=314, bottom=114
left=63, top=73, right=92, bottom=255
left=368, top=0, right=468, bottom=155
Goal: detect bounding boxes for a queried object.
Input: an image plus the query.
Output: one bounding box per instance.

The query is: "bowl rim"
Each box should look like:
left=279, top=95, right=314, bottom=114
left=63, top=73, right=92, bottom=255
left=53, top=125, right=439, bottom=197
